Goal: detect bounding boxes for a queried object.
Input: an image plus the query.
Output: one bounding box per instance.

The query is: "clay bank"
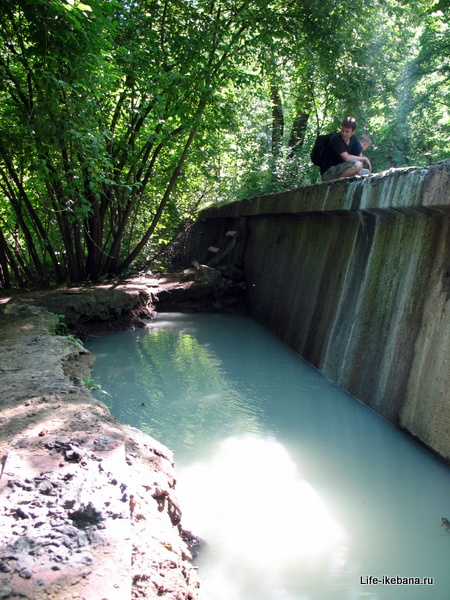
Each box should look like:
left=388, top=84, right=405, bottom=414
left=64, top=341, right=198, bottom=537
left=0, top=275, right=245, bottom=600
left=184, top=160, right=450, bottom=464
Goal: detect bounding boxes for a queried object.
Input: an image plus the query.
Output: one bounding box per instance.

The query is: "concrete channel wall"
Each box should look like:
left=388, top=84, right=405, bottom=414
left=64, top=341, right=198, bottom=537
left=185, top=161, right=450, bottom=462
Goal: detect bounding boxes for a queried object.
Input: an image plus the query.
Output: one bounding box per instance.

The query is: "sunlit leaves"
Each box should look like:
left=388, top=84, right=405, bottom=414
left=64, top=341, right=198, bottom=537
left=0, top=0, right=449, bottom=288
left=64, top=0, right=93, bottom=12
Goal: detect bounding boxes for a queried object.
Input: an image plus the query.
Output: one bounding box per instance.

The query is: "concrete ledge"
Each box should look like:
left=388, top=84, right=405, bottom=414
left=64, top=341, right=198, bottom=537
left=199, top=160, right=450, bottom=218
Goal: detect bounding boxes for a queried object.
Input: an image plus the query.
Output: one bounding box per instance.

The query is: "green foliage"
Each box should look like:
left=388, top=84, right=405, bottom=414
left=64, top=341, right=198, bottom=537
left=84, top=378, right=109, bottom=395
left=0, top=0, right=448, bottom=289
left=48, top=313, right=67, bottom=336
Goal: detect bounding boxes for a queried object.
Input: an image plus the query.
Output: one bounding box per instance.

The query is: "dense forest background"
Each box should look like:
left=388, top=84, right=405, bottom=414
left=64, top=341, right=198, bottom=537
left=1, top=0, right=449, bottom=288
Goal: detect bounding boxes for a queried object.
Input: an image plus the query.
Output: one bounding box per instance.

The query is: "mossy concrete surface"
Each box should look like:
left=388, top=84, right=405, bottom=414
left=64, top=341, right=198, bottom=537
left=186, top=161, right=450, bottom=463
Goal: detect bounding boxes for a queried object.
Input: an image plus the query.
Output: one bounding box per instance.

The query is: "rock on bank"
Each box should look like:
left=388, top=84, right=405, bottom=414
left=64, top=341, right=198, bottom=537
left=0, top=278, right=216, bottom=600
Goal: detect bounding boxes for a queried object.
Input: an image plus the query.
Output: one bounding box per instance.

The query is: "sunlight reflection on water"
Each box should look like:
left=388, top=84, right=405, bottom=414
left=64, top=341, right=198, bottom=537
left=177, top=435, right=347, bottom=600
left=87, top=312, right=450, bottom=600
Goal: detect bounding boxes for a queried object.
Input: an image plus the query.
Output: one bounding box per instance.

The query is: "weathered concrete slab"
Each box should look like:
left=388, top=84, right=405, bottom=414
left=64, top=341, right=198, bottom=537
left=185, top=161, right=450, bottom=463
left=199, top=160, right=450, bottom=218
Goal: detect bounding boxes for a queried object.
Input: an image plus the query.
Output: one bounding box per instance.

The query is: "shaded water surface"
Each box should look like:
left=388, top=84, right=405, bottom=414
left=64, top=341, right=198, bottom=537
left=87, top=313, right=450, bottom=600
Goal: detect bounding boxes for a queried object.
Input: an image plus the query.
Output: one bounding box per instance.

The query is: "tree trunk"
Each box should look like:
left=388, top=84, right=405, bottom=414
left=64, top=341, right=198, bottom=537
left=288, top=111, right=310, bottom=151
left=271, top=84, right=284, bottom=158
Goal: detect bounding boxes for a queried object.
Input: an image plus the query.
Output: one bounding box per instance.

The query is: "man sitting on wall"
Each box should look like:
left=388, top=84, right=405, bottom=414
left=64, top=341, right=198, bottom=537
left=359, top=133, right=372, bottom=176
left=321, top=117, right=372, bottom=182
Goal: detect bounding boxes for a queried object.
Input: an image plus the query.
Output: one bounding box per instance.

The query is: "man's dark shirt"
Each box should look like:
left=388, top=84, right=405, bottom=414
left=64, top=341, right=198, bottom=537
left=321, top=134, right=362, bottom=174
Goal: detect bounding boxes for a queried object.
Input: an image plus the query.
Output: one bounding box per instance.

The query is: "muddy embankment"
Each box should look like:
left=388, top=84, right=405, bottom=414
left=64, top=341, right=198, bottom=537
left=0, top=271, right=245, bottom=600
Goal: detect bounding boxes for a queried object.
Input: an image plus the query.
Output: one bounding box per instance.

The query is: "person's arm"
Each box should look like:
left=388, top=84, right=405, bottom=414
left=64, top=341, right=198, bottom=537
left=340, top=150, right=372, bottom=171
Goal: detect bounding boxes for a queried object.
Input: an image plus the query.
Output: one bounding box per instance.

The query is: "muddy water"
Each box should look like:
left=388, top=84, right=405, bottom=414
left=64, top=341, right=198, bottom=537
left=87, top=312, right=450, bottom=600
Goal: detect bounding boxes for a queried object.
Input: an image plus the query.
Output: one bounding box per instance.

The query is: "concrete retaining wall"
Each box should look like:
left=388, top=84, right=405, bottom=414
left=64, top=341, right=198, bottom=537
left=186, top=161, right=450, bottom=462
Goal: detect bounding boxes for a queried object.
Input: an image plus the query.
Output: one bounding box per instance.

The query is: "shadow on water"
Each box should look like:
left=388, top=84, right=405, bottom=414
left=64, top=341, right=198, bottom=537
left=87, top=312, right=450, bottom=600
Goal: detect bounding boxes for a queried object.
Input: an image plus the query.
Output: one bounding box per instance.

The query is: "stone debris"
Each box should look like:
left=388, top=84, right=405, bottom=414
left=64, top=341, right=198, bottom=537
left=0, top=435, right=132, bottom=598
left=0, top=299, right=202, bottom=599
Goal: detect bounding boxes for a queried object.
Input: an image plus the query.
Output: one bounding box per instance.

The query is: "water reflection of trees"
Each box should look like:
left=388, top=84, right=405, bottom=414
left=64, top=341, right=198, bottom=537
left=94, top=328, right=262, bottom=460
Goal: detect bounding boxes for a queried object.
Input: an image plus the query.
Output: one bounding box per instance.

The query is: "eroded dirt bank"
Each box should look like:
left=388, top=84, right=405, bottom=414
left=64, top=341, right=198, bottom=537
left=0, top=273, right=245, bottom=600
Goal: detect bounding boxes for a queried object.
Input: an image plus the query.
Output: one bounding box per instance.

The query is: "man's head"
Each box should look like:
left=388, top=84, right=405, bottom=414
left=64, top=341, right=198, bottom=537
left=359, top=134, right=371, bottom=152
left=340, top=116, right=357, bottom=144
left=342, top=117, right=357, bottom=130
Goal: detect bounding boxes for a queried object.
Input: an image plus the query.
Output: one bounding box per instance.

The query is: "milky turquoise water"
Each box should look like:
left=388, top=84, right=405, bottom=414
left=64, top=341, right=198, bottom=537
left=87, top=312, right=450, bottom=600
